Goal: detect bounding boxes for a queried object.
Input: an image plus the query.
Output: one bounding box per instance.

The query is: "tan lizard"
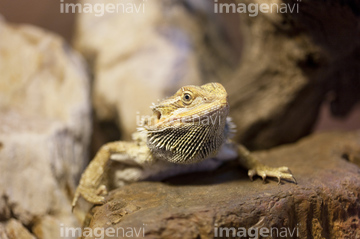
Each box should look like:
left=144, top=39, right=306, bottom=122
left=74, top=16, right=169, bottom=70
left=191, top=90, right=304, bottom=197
left=72, top=82, right=296, bottom=211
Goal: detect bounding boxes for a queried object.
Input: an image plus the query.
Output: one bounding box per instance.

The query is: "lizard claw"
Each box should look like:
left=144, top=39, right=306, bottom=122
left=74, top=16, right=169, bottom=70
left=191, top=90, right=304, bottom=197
left=248, top=169, right=256, bottom=181
left=237, top=144, right=296, bottom=185
left=72, top=185, right=108, bottom=212
left=247, top=165, right=297, bottom=185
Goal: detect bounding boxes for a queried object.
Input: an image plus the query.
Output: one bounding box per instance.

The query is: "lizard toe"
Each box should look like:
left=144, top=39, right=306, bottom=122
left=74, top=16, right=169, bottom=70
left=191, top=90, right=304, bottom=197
left=249, top=165, right=296, bottom=185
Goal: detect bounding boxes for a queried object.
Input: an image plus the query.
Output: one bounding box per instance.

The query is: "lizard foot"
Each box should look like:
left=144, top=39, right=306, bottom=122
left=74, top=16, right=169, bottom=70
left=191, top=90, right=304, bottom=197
left=72, top=185, right=108, bottom=212
left=248, top=165, right=297, bottom=185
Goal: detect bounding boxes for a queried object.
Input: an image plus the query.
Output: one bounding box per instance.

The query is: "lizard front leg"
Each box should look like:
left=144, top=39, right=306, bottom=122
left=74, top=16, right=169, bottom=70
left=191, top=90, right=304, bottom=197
left=235, top=144, right=297, bottom=184
left=71, top=141, right=150, bottom=211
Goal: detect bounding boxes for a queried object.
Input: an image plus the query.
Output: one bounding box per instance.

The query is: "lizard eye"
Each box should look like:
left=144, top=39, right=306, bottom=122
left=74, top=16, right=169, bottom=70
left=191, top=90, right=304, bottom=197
left=182, top=92, right=193, bottom=104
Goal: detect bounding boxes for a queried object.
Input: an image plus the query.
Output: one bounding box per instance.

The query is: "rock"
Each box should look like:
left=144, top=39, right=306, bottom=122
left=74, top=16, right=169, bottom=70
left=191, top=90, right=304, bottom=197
left=1, top=219, right=36, bottom=239
left=0, top=224, right=9, bottom=239
left=0, top=17, right=91, bottom=238
left=222, top=0, right=360, bottom=149
left=84, top=131, right=360, bottom=239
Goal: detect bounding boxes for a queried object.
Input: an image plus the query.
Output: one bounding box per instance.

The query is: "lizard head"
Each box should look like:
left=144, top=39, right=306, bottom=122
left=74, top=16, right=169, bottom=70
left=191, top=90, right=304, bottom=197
left=144, top=82, right=230, bottom=164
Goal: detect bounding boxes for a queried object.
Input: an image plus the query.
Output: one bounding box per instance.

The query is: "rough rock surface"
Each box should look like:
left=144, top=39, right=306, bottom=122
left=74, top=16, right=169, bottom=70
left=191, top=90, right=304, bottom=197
left=223, top=0, right=360, bottom=149
left=84, top=131, right=360, bottom=239
left=74, top=0, right=360, bottom=150
left=0, top=17, right=91, bottom=238
left=0, top=219, right=36, bottom=239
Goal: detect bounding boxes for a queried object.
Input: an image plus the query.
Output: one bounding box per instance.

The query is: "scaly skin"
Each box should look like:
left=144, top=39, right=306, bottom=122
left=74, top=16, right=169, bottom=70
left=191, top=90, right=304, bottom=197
left=72, top=82, right=296, bottom=211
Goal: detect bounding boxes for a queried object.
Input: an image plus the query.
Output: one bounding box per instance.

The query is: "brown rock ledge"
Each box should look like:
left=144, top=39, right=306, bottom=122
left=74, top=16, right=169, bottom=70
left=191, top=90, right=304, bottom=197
left=84, top=131, right=360, bottom=239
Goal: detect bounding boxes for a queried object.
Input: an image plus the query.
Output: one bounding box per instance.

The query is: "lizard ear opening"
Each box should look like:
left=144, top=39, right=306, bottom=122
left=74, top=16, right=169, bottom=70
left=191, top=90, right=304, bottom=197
left=154, top=110, right=161, bottom=120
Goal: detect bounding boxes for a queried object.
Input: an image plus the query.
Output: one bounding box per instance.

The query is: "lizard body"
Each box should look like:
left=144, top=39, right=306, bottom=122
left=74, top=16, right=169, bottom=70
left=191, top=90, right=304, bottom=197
left=72, top=83, right=296, bottom=211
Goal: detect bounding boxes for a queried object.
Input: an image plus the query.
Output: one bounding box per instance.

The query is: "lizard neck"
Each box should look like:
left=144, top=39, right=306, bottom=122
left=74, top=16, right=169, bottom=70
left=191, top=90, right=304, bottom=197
left=145, top=109, right=228, bottom=164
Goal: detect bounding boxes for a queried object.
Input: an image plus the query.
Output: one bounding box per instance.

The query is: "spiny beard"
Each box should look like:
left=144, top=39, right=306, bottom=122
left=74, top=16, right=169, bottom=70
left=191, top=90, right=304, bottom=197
left=146, top=116, right=226, bottom=164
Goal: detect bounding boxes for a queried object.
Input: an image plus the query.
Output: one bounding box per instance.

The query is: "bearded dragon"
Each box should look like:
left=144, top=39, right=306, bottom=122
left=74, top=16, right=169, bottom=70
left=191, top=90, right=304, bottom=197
left=72, top=82, right=296, bottom=211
